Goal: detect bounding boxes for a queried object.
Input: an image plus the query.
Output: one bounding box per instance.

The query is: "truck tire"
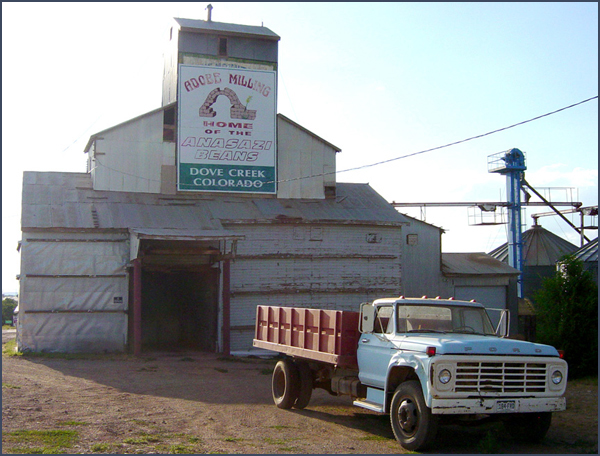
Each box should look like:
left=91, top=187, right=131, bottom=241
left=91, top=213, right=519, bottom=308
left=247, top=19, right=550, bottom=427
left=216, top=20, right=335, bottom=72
left=505, top=412, right=552, bottom=442
left=390, top=380, right=439, bottom=451
left=293, top=360, right=313, bottom=409
left=272, top=359, right=300, bottom=409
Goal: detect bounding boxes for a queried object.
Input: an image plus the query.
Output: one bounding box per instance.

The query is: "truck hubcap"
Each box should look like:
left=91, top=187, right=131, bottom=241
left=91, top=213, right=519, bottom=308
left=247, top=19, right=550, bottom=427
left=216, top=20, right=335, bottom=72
left=398, top=399, right=418, bottom=434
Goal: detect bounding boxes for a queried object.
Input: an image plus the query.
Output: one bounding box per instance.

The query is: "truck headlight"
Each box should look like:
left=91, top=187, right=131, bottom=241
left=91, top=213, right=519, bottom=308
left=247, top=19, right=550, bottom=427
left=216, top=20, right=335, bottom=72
left=551, top=370, right=563, bottom=385
left=438, top=369, right=452, bottom=384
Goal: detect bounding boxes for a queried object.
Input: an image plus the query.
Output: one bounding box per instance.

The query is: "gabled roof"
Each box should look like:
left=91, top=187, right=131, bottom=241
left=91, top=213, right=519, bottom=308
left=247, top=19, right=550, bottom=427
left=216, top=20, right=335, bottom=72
left=21, top=172, right=411, bottom=231
left=442, top=252, right=520, bottom=277
left=173, top=17, right=280, bottom=41
left=488, top=224, right=578, bottom=266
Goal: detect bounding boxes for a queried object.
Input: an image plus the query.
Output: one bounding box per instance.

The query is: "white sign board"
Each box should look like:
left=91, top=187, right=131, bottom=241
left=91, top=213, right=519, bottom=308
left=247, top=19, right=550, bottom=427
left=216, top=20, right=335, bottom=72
left=177, top=65, right=277, bottom=193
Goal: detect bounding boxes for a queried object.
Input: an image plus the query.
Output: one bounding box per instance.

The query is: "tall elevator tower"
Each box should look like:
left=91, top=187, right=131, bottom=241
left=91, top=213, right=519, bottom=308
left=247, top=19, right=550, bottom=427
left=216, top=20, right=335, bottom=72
left=162, top=14, right=280, bottom=107
left=162, top=11, right=281, bottom=195
left=488, top=148, right=527, bottom=297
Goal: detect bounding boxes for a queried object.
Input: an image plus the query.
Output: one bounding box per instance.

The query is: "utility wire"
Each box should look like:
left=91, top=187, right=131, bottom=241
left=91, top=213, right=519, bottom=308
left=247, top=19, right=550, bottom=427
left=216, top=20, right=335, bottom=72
left=91, top=95, right=598, bottom=185
left=274, top=95, right=598, bottom=184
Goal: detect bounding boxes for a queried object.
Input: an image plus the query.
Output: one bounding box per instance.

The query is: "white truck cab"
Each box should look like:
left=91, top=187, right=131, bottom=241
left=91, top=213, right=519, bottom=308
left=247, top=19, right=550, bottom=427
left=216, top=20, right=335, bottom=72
left=355, top=297, right=568, bottom=450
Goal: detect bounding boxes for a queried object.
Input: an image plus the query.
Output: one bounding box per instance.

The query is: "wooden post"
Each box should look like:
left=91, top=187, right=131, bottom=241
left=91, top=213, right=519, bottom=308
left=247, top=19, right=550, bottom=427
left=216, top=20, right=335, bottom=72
left=133, top=258, right=142, bottom=356
left=222, top=259, right=231, bottom=356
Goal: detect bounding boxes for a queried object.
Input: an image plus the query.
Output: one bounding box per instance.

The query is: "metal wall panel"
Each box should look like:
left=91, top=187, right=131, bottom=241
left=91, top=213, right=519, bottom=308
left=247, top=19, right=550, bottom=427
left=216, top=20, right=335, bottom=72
left=90, top=110, right=175, bottom=194
left=226, top=223, right=402, bottom=351
left=277, top=116, right=337, bottom=199
left=18, top=233, right=129, bottom=352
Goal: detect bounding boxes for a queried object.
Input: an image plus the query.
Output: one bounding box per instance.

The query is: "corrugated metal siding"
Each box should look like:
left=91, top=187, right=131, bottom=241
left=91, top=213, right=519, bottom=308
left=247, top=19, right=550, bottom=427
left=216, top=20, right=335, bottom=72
left=90, top=110, right=174, bottom=194
left=227, top=224, right=402, bottom=350
left=573, top=237, right=598, bottom=262
left=18, top=232, right=129, bottom=353
left=396, top=214, right=445, bottom=297
left=277, top=115, right=338, bottom=199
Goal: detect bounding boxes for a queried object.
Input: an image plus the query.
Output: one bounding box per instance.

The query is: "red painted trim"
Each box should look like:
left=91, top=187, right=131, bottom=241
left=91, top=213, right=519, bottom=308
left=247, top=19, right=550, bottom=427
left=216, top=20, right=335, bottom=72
left=133, top=258, right=142, bottom=356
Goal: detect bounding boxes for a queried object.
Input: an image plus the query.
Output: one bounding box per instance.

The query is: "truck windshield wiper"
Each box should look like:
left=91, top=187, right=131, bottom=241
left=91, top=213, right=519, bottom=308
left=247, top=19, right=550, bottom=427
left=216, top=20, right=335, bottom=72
left=407, top=329, right=447, bottom=334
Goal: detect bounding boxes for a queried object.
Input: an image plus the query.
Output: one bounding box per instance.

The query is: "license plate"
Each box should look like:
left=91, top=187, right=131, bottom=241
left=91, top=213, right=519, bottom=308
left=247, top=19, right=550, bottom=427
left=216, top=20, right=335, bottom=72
left=496, top=400, right=516, bottom=412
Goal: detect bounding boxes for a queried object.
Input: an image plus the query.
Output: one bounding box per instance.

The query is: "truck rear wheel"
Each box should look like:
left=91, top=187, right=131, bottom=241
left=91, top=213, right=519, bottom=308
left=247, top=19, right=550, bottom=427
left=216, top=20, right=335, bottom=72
left=390, top=380, right=438, bottom=451
left=272, top=359, right=299, bottom=409
left=505, top=412, right=552, bottom=442
left=293, top=360, right=313, bottom=409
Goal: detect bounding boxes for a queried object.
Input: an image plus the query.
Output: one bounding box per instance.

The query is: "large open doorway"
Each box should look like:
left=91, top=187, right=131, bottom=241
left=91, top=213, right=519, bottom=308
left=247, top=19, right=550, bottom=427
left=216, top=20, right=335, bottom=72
left=141, top=266, right=219, bottom=351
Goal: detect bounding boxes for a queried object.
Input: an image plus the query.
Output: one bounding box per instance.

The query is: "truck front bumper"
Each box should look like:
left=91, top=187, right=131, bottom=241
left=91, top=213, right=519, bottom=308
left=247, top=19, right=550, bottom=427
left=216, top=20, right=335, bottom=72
left=431, top=396, right=566, bottom=415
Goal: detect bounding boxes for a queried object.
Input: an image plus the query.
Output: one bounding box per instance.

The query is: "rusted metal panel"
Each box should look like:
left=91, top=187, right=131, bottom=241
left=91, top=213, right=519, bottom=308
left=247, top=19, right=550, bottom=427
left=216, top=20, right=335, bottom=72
left=253, top=305, right=360, bottom=369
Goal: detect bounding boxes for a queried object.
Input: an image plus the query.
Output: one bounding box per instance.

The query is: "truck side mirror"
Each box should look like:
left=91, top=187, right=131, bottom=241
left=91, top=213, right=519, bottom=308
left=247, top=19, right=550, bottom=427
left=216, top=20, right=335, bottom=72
left=495, top=309, right=510, bottom=338
left=360, top=302, right=375, bottom=333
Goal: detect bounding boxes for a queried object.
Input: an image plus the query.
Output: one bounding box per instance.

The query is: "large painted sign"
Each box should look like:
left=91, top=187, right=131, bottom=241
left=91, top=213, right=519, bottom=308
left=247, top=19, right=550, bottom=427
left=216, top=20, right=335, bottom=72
left=177, top=64, right=277, bottom=193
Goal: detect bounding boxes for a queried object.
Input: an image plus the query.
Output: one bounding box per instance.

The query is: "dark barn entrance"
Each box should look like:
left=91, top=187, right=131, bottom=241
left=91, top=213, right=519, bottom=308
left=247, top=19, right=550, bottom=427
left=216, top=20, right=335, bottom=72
left=131, top=238, right=221, bottom=352
left=141, top=266, right=218, bottom=351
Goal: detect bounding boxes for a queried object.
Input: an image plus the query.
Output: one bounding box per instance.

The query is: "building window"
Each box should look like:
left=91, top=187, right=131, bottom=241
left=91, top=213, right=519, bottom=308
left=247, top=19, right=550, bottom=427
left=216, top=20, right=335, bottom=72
left=163, top=107, right=176, bottom=142
left=407, top=234, right=418, bottom=246
left=218, top=37, right=228, bottom=56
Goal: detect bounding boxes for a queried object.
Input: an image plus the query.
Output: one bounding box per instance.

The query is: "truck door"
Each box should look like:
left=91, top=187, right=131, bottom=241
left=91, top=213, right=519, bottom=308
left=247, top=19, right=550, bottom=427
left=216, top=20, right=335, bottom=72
left=357, top=305, right=395, bottom=389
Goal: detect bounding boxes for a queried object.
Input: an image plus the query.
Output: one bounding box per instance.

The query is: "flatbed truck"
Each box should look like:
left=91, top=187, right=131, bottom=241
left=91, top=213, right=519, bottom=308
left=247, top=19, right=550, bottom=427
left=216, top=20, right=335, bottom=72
left=253, top=297, right=568, bottom=450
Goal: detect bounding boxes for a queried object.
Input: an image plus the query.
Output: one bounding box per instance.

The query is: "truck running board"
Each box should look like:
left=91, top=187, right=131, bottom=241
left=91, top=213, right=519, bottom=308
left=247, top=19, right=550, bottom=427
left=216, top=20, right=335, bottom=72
left=353, top=399, right=384, bottom=413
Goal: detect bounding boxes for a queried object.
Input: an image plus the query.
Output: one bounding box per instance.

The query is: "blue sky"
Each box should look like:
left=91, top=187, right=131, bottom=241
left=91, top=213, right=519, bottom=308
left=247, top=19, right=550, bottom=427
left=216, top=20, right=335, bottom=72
left=2, top=2, right=598, bottom=293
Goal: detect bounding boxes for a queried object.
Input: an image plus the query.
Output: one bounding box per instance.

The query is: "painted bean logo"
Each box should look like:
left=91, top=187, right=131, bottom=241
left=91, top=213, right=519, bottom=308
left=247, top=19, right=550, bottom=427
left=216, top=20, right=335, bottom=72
left=199, top=87, right=257, bottom=120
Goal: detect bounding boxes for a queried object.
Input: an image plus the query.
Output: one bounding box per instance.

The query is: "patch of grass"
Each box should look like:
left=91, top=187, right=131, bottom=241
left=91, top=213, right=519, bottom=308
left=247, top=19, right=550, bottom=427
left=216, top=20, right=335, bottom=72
left=170, top=443, right=198, bottom=453
left=180, top=356, right=195, bottom=362
left=2, top=339, right=22, bottom=356
left=214, top=368, right=228, bottom=373
left=187, top=436, right=202, bottom=444
left=4, top=429, right=78, bottom=453
left=358, top=434, right=391, bottom=442
left=260, top=368, right=273, bottom=375
left=56, top=420, right=88, bottom=426
left=2, top=382, right=21, bottom=389
left=90, top=442, right=113, bottom=452
left=123, top=432, right=163, bottom=445
left=224, top=437, right=244, bottom=442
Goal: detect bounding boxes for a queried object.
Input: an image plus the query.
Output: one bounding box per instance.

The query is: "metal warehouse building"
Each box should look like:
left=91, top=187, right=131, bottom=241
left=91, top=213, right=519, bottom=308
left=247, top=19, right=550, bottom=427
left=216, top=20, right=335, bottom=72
left=17, top=15, right=518, bottom=354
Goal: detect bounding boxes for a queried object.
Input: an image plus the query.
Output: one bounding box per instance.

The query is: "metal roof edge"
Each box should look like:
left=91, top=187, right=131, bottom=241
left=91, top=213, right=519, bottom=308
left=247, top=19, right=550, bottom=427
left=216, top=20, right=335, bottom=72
left=277, top=114, right=342, bottom=153
left=173, top=17, right=280, bottom=41
left=84, top=102, right=177, bottom=152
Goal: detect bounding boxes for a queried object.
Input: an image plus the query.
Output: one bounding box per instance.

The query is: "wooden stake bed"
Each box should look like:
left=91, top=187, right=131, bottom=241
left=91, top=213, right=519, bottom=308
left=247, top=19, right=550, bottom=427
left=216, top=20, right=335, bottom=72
left=253, top=305, right=360, bottom=369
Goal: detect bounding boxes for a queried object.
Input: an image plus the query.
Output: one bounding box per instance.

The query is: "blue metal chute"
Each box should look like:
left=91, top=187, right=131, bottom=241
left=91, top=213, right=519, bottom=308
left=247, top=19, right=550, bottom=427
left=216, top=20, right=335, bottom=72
left=488, top=148, right=527, bottom=298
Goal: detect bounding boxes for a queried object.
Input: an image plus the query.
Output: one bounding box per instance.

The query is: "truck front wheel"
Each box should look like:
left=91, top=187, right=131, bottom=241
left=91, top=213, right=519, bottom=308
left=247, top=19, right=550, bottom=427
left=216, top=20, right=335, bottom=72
left=390, top=381, right=439, bottom=451
left=272, top=359, right=300, bottom=409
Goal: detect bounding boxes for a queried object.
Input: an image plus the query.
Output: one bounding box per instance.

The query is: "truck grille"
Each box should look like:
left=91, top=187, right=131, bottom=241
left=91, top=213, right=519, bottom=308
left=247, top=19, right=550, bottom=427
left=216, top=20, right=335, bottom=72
left=455, top=361, right=547, bottom=394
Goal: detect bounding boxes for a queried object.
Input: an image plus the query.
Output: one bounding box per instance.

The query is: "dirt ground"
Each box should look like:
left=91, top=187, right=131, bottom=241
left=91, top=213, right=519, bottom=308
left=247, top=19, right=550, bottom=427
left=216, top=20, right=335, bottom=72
left=2, top=331, right=598, bottom=454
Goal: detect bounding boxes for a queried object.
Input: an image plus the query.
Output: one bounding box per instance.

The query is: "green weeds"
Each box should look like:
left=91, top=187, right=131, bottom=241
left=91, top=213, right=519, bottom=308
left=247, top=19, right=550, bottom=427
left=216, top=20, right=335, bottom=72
left=4, top=429, right=78, bottom=453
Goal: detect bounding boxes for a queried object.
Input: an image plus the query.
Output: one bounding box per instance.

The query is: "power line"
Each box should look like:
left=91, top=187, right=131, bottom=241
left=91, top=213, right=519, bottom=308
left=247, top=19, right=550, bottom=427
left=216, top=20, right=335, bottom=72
left=274, top=95, right=598, bottom=184
left=92, top=95, right=598, bottom=185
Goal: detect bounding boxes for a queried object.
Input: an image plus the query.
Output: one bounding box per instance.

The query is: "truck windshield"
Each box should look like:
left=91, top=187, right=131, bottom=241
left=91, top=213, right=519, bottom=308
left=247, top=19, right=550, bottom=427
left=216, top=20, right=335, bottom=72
left=397, top=305, right=496, bottom=335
